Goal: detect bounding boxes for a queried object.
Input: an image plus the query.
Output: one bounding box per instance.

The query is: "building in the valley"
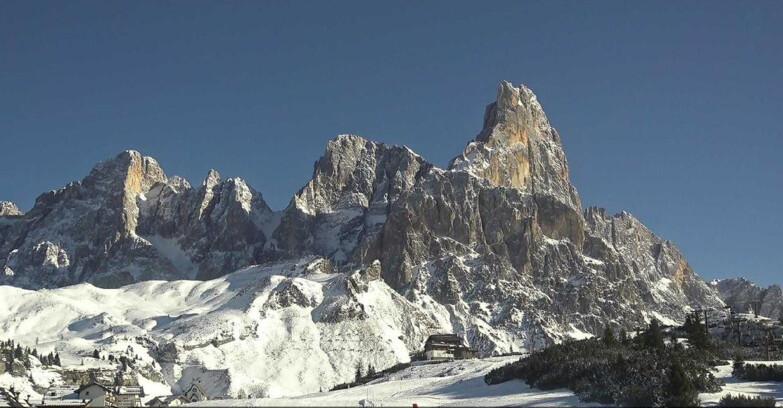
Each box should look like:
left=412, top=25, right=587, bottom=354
left=181, top=384, right=207, bottom=403
left=113, top=387, right=143, bottom=408
left=144, top=396, right=185, bottom=407
left=42, top=386, right=79, bottom=402
left=423, top=334, right=477, bottom=361
left=74, top=383, right=113, bottom=408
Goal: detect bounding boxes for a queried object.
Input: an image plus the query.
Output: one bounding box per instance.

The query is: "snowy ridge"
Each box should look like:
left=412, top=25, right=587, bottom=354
left=0, top=258, right=439, bottom=399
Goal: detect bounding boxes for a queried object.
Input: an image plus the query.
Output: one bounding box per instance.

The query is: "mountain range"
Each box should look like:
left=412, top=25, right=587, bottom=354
left=0, top=81, right=773, bottom=398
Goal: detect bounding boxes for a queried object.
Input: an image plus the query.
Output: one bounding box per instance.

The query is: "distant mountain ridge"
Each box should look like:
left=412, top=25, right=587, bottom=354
left=712, top=277, right=783, bottom=320
left=1, top=81, right=724, bottom=357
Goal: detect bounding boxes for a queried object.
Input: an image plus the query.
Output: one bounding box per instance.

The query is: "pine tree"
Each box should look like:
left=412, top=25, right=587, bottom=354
left=603, top=324, right=617, bottom=348
left=92, top=349, right=100, bottom=359
left=355, top=364, right=363, bottom=383
left=666, top=359, right=699, bottom=407
left=367, top=364, right=376, bottom=377
left=54, top=353, right=61, bottom=366
left=619, top=328, right=629, bottom=346
left=685, top=313, right=709, bottom=350
left=643, top=319, right=665, bottom=352
left=732, top=356, right=746, bottom=379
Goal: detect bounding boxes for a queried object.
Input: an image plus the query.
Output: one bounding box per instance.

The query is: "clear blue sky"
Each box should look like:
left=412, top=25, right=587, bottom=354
left=1, top=2, right=781, bottom=285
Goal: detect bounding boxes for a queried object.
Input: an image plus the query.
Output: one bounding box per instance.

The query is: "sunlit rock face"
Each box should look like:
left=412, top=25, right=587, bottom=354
left=713, top=278, right=783, bottom=320
left=0, top=81, right=724, bottom=353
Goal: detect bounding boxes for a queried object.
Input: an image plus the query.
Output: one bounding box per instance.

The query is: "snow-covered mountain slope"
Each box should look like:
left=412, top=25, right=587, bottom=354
left=712, top=278, right=783, bottom=319
left=0, top=258, right=443, bottom=399
left=0, top=81, right=724, bottom=360
left=189, top=356, right=599, bottom=407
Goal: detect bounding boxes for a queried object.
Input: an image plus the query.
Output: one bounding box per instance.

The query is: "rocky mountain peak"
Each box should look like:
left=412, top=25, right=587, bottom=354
left=203, top=169, right=222, bottom=189
left=448, top=81, right=581, bottom=212
left=85, top=150, right=168, bottom=195
left=0, top=201, right=22, bottom=217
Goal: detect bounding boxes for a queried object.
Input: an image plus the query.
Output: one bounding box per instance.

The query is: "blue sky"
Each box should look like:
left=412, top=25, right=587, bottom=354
left=1, top=1, right=781, bottom=285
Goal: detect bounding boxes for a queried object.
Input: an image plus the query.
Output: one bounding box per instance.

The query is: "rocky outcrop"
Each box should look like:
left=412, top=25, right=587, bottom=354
left=0, top=151, right=275, bottom=288
left=0, top=201, right=22, bottom=217
left=0, top=151, right=178, bottom=288
left=0, top=81, right=725, bottom=352
left=713, top=278, right=783, bottom=320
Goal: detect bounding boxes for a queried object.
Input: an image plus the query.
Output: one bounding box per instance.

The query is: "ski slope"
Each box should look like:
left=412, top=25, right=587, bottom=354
left=188, top=357, right=597, bottom=407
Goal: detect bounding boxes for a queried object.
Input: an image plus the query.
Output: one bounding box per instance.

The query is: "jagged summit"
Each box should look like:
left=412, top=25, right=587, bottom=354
left=448, top=81, right=581, bottom=213
left=0, top=201, right=22, bottom=216
left=714, top=277, right=783, bottom=319
left=203, top=168, right=222, bottom=187
left=84, top=150, right=168, bottom=192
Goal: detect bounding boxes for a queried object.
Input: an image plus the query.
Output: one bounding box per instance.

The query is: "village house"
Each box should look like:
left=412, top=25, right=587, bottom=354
left=113, top=387, right=143, bottom=408
left=143, top=396, right=185, bottom=407
left=423, top=334, right=477, bottom=361
left=75, top=383, right=112, bottom=408
left=181, top=384, right=207, bottom=403
left=42, top=386, right=78, bottom=402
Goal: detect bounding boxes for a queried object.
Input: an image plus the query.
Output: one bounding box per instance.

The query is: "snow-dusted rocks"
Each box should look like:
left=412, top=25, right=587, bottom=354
left=0, top=201, right=22, bottom=216
left=0, top=151, right=182, bottom=288
left=449, top=81, right=581, bottom=212
left=713, top=278, right=783, bottom=320
left=0, top=81, right=727, bottom=370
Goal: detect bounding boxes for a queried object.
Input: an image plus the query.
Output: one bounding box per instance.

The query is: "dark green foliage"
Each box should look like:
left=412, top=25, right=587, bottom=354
left=92, top=349, right=100, bottom=359
left=636, top=319, right=665, bottom=352
left=331, top=362, right=411, bottom=391
left=735, top=363, right=783, bottom=382
left=684, top=314, right=710, bottom=351
left=733, top=356, right=746, bottom=378
left=719, top=393, right=776, bottom=407
left=484, top=323, right=727, bottom=407
left=666, top=358, right=699, bottom=407
left=603, top=324, right=617, bottom=348
left=619, top=328, right=629, bottom=346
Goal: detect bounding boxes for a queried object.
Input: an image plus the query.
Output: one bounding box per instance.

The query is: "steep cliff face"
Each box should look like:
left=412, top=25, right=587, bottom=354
left=0, top=151, right=276, bottom=288
left=136, top=169, right=276, bottom=281
left=713, top=278, right=783, bottom=320
left=0, top=151, right=179, bottom=288
left=0, top=81, right=724, bottom=352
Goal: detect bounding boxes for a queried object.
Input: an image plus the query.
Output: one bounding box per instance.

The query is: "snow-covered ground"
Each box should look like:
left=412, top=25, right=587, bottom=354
left=0, top=257, right=442, bottom=399
left=700, top=361, right=783, bottom=406
left=188, top=357, right=597, bottom=407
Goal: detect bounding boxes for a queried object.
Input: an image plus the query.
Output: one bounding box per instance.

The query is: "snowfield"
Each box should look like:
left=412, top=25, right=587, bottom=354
left=0, top=257, right=441, bottom=400
left=699, top=361, right=783, bottom=406
left=188, top=356, right=597, bottom=407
